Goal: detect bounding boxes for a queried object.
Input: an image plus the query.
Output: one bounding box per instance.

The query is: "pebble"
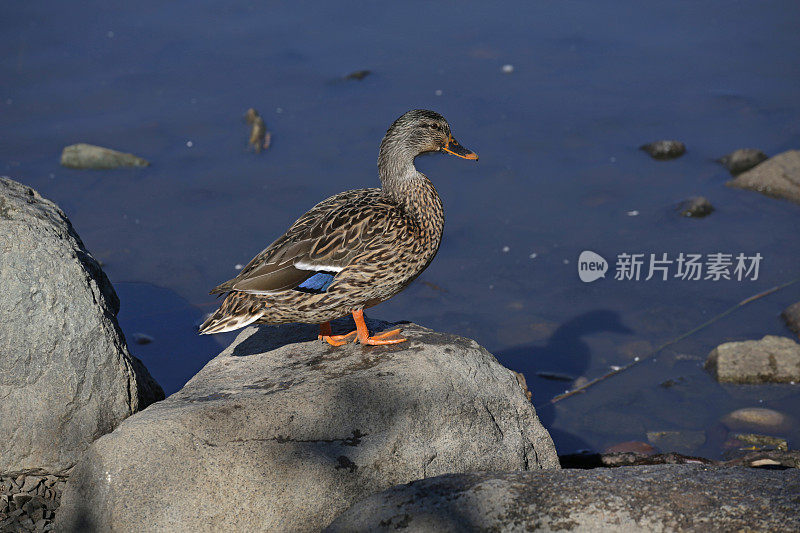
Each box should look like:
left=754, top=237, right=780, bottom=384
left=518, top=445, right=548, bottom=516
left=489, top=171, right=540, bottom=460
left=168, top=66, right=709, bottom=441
left=501, top=64, right=514, bottom=74
left=640, top=140, right=686, bottom=160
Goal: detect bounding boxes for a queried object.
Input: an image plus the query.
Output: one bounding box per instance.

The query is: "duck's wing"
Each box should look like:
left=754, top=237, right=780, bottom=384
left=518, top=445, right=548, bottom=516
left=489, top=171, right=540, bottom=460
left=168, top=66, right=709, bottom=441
left=210, top=188, right=395, bottom=295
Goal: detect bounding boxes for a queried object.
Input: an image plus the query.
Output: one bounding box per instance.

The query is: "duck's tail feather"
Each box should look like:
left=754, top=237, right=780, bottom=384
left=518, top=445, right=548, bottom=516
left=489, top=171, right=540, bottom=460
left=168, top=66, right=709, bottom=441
left=198, top=292, right=265, bottom=335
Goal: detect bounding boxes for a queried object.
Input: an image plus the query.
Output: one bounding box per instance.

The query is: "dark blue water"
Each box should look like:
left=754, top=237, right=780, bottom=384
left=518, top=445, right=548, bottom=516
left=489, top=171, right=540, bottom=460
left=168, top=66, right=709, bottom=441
left=3, top=1, right=800, bottom=459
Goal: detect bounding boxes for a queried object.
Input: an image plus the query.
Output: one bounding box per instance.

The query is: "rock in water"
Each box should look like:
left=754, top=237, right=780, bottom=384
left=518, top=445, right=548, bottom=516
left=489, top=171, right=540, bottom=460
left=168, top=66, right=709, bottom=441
left=60, top=143, right=149, bottom=169
left=726, top=149, right=800, bottom=204
left=705, top=335, right=800, bottom=384
left=325, top=466, right=800, bottom=532
left=781, top=301, right=800, bottom=338
left=717, top=148, right=768, bottom=175
left=677, top=196, right=714, bottom=217
left=640, top=140, right=686, bottom=160
left=56, top=321, right=558, bottom=532
left=0, top=177, right=163, bottom=475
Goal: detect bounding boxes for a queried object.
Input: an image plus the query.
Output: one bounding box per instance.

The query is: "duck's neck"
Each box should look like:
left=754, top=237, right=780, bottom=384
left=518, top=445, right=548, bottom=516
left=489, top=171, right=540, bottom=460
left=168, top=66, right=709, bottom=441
left=378, top=147, right=444, bottom=240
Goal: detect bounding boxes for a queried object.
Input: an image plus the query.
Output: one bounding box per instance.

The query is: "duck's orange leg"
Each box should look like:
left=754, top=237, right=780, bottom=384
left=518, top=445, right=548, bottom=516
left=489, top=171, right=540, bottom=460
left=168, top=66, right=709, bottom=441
left=352, top=310, right=406, bottom=345
left=318, top=321, right=356, bottom=346
left=318, top=312, right=406, bottom=346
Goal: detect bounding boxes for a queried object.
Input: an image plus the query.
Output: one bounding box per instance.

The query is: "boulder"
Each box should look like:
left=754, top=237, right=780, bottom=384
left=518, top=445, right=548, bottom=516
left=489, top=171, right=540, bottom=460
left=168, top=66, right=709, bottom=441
left=717, top=148, right=768, bottom=175
left=59, top=143, right=149, bottom=169
left=727, top=149, right=800, bottom=204
left=56, top=321, right=558, bottom=532
left=325, top=465, right=800, bottom=532
left=705, top=335, right=800, bottom=383
left=0, top=177, right=163, bottom=475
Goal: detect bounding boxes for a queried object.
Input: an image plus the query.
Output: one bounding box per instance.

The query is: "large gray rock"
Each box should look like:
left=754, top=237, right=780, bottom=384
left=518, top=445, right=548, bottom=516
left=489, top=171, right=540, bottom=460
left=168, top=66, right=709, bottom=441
left=727, top=149, right=800, bottom=204
left=56, top=321, right=558, bottom=532
left=705, top=335, right=800, bottom=384
left=0, top=177, right=163, bottom=475
left=326, top=465, right=800, bottom=532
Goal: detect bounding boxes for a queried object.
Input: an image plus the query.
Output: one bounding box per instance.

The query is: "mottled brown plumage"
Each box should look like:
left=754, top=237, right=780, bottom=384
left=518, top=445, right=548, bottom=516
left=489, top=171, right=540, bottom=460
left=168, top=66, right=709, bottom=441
left=199, top=109, right=477, bottom=343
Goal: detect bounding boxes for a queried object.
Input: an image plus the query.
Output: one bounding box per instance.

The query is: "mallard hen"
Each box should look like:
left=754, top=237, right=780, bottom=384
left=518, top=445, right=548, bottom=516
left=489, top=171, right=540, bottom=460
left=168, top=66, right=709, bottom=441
left=199, top=109, right=478, bottom=345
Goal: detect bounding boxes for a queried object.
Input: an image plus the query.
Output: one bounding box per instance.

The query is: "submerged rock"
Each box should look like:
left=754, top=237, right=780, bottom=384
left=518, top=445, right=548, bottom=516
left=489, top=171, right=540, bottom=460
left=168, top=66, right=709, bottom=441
left=726, top=149, right=800, bottom=204
left=0, top=177, right=163, bottom=475
left=325, top=466, right=800, bottom=532
left=344, top=69, right=371, bottom=80
left=640, top=140, right=686, bottom=160
left=60, top=143, right=149, bottom=169
left=56, top=321, right=558, bottom=532
left=717, top=148, right=768, bottom=175
left=782, top=301, right=800, bottom=338
left=705, top=335, right=800, bottom=384
left=721, top=407, right=794, bottom=435
left=677, top=196, right=714, bottom=217
left=646, top=430, right=707, bottom=455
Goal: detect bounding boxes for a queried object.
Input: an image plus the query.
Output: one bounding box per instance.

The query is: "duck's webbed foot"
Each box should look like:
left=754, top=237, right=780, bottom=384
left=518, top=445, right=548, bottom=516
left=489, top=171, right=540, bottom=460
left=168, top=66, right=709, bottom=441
left=318, top=322, right=357, bottom=346
left=317, top=312, right=407, bottom=347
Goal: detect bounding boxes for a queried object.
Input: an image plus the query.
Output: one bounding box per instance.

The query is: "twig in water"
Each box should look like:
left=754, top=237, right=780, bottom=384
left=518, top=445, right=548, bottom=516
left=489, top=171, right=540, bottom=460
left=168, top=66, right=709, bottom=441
left=542, top=276, right=800, bottom=408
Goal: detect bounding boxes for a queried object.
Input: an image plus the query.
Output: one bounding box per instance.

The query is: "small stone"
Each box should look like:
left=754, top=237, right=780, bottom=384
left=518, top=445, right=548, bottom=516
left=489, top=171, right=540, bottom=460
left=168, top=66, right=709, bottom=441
left=603, top=441, right=657, bottom=455
left=717, top=148, right=768, bottom=176
left=501, top=64, right=514, bottom=74
left=640, top=140, right=686, bottom=160
left=60, top=143, right=149, bottom=169
left=677, top=196, right=714, bottom=218
left=131, top=333, right=154, bottom=345
left=12, top=493, right=32, bottom=508
left=34, top=518, right=48, bottom=532
left=726, top=149, right=800, bottom=205
left=705, top=335, right=800, bottom=383
left=781, top=302, right=800, bottom=338
left=344, top=70, right=371, bottom=81
left=21, top=477, right=40, bottom=493
left=722, top=407, right=794, bottom=434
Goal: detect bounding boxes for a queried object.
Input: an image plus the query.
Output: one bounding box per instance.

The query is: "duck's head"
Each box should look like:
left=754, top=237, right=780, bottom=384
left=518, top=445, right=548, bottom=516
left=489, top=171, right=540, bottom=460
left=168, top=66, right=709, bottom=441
left=380, top=110, right=478, bottom=165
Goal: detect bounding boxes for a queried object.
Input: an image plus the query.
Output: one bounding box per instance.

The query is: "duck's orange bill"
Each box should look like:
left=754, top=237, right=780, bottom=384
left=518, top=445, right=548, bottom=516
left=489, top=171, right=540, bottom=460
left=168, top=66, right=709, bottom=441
left=442, top=135, right=479, bottom=160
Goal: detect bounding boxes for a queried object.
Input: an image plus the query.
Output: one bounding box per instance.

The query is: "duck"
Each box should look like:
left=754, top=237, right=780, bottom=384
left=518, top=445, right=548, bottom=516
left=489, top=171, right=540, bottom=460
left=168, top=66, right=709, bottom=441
left=199, top=109, right=478, bottom=345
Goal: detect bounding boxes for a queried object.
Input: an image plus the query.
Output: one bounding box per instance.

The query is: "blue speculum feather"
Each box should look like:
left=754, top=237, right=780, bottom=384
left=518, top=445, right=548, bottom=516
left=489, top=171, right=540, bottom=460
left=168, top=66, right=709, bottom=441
left=295, top=271, right=336, bottom=294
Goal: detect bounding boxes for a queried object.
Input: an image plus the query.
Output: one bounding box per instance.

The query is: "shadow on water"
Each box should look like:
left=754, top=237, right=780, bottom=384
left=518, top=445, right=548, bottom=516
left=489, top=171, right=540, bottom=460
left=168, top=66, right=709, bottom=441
left=497, top=309, right=632, bottom=454
left=115, top=282, right=222, bottom=395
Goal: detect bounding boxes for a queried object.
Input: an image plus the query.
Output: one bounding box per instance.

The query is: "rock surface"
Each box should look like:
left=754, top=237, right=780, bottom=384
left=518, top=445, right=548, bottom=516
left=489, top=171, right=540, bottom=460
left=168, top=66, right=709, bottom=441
left=640, top=140, right=685, bottom=160
left=727, top=149, right=800, bottom=204
left=0, top=177, right=163, bottom=475
left=325, top=466, right=800, bottom=532
left=782, top=301, right=800, bottom=337
left=59, top=143, right=149, bottom=169
left=705, top=335, right=800, bottom=384
left=717, top=148, right=768, bottom=175
left=677, top=196, right=714, bottom=217
left=56, top=321, right=558, bottom=532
